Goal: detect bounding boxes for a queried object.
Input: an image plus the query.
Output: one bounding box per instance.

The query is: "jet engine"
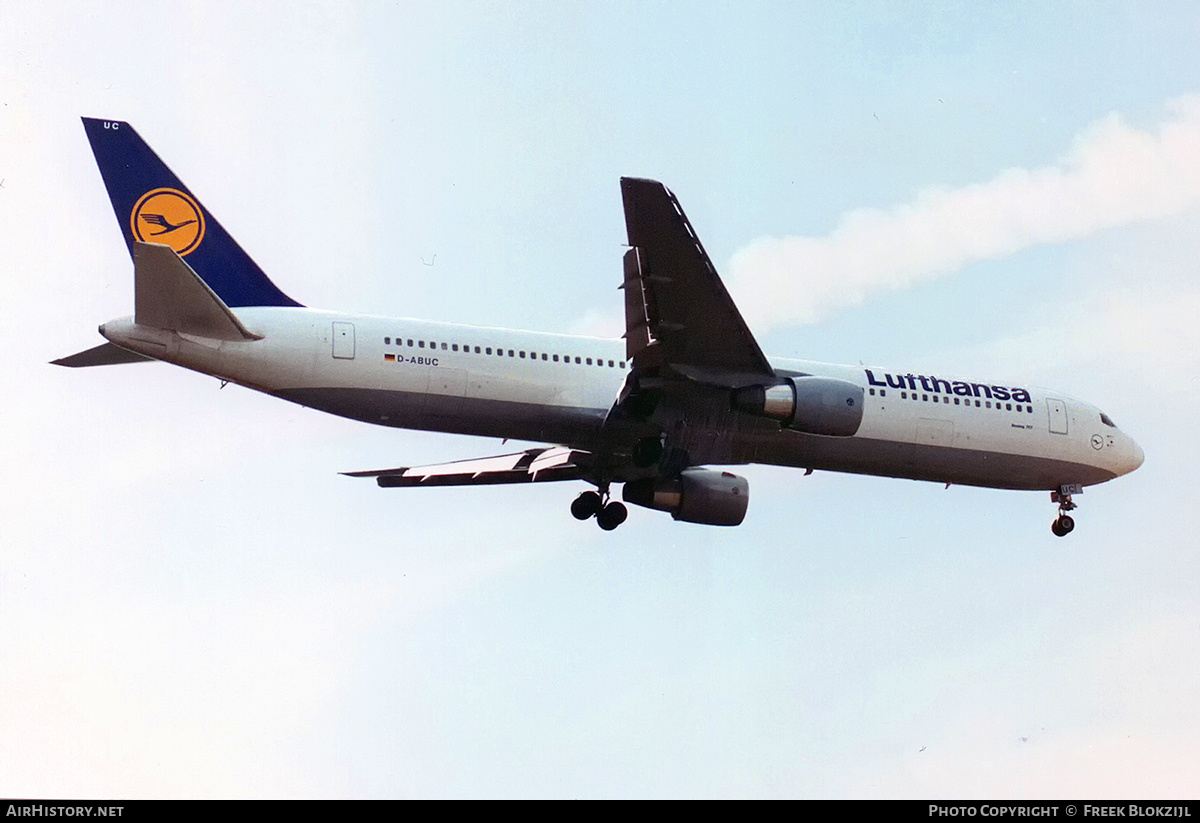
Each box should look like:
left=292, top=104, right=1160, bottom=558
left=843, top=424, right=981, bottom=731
left=732, top=376, right=863, bottom=436
left=622, top=468, right=749, bottom=526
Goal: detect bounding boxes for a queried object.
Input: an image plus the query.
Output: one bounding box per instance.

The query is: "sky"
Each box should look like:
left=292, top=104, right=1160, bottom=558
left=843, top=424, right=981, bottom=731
left=2, top=0, right=1199, bottom=799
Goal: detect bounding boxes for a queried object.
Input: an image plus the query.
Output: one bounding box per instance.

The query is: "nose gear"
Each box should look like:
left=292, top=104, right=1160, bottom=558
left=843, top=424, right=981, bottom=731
left=1050, top=485, right=1081, bottom=537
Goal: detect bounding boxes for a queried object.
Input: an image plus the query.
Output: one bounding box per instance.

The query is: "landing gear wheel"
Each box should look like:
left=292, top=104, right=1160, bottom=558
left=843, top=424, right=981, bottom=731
left=596, top=501, right=628, bottom=531
left=571, top=491, right=603, bottom=521
left=1051, top=514, right=1075, bottom=537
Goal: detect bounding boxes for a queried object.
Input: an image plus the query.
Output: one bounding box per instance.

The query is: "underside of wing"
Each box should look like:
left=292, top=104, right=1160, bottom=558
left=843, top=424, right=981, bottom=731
left=606, top=178, right=785, bottom=470
left=620, top=177, right=775, bottom=387
left=342, top=446, right=592, bottom=487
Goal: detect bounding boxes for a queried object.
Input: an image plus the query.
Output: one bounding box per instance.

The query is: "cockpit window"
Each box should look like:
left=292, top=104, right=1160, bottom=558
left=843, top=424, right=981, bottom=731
left=1100, top=412, right=1117, bottom=428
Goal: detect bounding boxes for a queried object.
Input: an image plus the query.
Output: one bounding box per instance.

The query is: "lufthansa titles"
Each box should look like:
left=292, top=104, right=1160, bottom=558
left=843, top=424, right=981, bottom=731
left=866, top=369, right=1032, bottom=403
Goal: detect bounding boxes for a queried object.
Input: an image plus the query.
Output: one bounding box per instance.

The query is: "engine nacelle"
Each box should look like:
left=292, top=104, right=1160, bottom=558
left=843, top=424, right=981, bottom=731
left=732, top=376, right=864, bottom=437
left=622, top=468, right=749, bottom=526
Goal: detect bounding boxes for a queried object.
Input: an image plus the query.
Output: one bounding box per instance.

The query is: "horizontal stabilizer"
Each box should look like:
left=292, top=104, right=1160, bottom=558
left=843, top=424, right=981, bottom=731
left=134, top=242, right=261, bottom=341
left=51, top=342, right=153, bottom=367
left=343, top=446, right=591, bottom=487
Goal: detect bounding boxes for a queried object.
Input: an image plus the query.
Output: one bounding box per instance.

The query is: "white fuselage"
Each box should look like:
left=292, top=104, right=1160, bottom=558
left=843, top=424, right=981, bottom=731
left=99, top=307, right=1145, bottom=492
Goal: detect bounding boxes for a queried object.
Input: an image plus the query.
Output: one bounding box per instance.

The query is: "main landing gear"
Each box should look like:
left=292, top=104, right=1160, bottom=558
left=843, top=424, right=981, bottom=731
left=1050, top=485, right=1081, bottom=537
left=571, top=486, right=628, bottom=531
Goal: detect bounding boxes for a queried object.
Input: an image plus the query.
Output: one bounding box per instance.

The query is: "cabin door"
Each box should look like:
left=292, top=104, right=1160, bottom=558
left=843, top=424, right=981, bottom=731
left=332, top=322, right=355, bottom=360
left=1047, top=398, right=1068, bottom=434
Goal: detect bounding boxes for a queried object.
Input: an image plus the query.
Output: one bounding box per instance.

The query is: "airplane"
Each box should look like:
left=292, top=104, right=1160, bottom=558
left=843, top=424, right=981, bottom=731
left=55, top=118, right=1144, bottom=535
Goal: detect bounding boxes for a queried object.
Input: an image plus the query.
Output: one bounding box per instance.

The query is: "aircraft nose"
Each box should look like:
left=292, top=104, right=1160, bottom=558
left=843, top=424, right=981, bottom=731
left=1126, top=438, right=1145, bottom=474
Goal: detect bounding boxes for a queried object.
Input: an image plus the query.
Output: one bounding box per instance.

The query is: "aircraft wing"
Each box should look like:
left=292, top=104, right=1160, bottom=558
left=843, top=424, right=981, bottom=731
left=342, top=446, right=591, bottom=487
left=620, top=177, right=775, bottom=387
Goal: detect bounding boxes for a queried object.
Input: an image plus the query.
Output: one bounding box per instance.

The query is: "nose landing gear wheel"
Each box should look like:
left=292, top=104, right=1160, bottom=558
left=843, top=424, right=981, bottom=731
left=1051, top=514, right=1075, bottom=537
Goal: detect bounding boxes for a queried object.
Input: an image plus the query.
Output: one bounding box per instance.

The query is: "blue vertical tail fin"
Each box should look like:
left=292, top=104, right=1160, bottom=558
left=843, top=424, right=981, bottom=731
left=81, top=117, right=302, bottom=308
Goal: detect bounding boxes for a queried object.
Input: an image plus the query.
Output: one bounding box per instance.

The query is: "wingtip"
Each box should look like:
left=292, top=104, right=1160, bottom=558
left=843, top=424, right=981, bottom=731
left=621, top=176, right=665, bottom=187
left=340, top=468, right=411, bottom=478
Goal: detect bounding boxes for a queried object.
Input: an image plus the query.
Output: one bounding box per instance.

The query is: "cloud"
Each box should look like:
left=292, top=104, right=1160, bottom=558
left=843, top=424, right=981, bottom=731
left=728, top=95, right=1200, bottom=330
left=941, top=287, right=1200, bottom=391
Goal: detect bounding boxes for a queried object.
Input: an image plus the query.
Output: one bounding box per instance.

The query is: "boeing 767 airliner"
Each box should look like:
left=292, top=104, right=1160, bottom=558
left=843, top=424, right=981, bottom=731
left=56, top=118, right=1143, bottom=533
